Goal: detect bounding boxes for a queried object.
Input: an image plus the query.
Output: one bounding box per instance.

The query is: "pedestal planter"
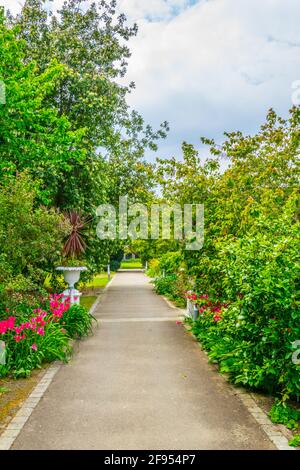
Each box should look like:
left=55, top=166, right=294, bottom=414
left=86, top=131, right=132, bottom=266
left=56, top=266, right=87, bottom=305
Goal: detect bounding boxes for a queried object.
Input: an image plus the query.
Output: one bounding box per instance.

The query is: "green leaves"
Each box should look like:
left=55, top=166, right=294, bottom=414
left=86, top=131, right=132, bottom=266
left=0, top=173, right=69, bottom=301
left=150, top=106, right=300, bottom=400
left=269, top=400, right=300, bottom=430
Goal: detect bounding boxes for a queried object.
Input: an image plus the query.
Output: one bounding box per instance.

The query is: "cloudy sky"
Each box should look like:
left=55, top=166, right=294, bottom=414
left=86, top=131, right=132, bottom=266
left=3, top=0, right=300, bottom=160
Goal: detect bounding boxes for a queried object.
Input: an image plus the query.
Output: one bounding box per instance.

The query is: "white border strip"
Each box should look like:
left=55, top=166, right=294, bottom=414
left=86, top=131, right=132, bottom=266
left=89, top=274, right=115, bottom=317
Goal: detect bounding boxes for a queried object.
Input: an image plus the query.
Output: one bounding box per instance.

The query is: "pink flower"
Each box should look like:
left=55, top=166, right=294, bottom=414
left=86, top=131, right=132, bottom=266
left=31, top=343, right=38, bottom=351
left=213, top=314, right=222, bottom=322
left=37, top=327, right=45, bottom=336
left=14, top=335, right=21, bottom=342
left=176, top=320, right=182, bottom=325
left=7, top=317, right=15, bottom=330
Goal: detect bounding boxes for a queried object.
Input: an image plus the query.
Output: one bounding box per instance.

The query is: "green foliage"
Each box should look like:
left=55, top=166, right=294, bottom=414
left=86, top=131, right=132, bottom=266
left=154, top=274, right=177, bottom=297
left=146, top=259, right=160, bottom=278
left=289, top=434, right=300, bottom=447
left=0, top=296, right=96, bottom=379
left=61, top=304, right=95, bottom=339
left=151, top=107, right=300, bottom=399
left=1, top=2, right=168, bottom=275
left=110, top=260, right=121, bottom=272
left=269, top=401, right=300, bottom=430
left=0, top=11, right=86, bottom=206
left=9, top=0, right=168, bottom=210
left=0, top=173, right=69, bottom=306
left=1, top=314, right=71, bottom=379
left=159, top=251, right=182, bottom=274
left=153, top=273, right=186, bottom=307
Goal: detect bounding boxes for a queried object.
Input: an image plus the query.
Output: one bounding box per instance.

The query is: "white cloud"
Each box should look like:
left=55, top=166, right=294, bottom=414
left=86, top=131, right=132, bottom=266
left=117, top=0, right=193, bottom=21
left=122, top=0, right=300, bottom=159
left=2, top=0, right=300, bottom=160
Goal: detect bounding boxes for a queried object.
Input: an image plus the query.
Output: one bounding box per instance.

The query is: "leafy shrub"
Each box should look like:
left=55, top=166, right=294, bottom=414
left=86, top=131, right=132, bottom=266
left=0, top=174, right=69, bottom=306
left=159, top=251, right=182, bottom=274
left=269, top=401, right=300, bottom=430
left=146, top=259, right=160, bottom=278
left=289, top=434, right=300, bottom=447
left=0, top=302, right=71, bottom=378
left=110, top=260, right=121, bottom=272
left=186, top=193, right=300, bottom=400
left=61, top=304, right=95, bottom=339
left=153, top=274, right=178, bottom=298
left=153, top=273, right=186, bottom=307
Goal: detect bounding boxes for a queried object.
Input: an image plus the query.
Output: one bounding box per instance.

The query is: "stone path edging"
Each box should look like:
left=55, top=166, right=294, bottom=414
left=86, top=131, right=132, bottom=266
left=89, top=275, right=115, bottom=317
left=0, top=363, right=61, bottom=450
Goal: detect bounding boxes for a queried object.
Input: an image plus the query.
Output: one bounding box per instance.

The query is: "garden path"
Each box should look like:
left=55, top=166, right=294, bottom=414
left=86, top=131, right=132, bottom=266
left=12, top=271, right=274, bottom=449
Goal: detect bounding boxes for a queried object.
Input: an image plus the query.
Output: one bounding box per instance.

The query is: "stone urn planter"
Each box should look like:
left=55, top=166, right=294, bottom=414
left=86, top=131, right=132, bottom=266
left=56, top=266, right=87, bottom=305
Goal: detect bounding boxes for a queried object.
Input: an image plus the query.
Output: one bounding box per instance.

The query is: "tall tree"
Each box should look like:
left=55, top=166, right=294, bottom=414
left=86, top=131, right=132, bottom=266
left=0, top=8, right=87, bottom=206
left=10, top=0, right=168, bottom=209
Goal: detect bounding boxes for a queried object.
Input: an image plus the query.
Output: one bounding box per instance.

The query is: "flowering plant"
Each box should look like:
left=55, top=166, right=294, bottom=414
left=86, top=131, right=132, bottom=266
left=0, top=293, right=93, bottom=378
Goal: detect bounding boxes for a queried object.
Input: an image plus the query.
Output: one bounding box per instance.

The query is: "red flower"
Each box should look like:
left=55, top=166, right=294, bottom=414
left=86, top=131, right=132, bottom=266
left=213, top=314, right=222, bottom=322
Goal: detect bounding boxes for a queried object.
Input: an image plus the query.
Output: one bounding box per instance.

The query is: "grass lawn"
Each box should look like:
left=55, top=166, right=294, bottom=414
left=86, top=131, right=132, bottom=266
left=120, top=258, right=143, bottom=269
left=80, top=272, right=115, bottom=289
left=80, top=273, right=115, bottom=310
left=45, top=272, right=114, bottom=290
left=81, top=295, right=97, bottom=310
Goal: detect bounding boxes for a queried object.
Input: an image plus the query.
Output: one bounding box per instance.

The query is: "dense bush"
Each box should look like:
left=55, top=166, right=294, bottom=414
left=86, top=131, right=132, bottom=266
left=159, top=251, right=183, bottom=274
left=153, top=272, right=188, bottom=308
left=188, top=193, right=300, bottom=398
left=146, top=108, right=300, bottom=401
left=154, top=274, right=178, bottom=298
left=146, top=259, right=160, bottom=278
left=0, top=174, right=69, bottom=309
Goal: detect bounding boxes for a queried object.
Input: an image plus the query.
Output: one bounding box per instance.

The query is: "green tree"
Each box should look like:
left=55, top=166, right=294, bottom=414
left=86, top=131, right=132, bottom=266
left=0, top=9, right=87, bottom=206
left=10, top=0, right=168, bottom=209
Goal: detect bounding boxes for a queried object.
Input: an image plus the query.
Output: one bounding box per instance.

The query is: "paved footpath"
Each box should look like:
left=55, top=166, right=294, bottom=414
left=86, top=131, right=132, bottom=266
left=12, top=271, right=274, bottom=450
